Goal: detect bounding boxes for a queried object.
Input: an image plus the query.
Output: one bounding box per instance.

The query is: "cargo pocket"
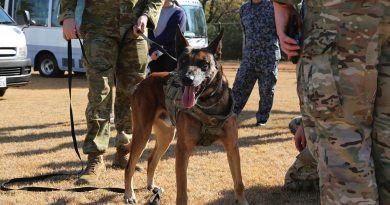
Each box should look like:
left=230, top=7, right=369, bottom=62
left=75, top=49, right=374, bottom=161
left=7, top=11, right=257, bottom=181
left=300, top=29, right=342, bottom=120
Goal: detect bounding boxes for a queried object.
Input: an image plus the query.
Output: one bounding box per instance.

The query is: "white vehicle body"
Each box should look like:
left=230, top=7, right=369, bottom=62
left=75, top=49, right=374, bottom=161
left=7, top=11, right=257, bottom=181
left=0, top=6, right=31, bottom=96
left=3, top=0, right=208, bottom=77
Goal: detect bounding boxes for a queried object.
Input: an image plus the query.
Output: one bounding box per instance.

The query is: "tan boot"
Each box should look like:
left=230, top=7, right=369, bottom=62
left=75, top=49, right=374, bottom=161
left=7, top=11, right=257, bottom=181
left=76, top=152, right=106, bottom=185
left=112, top=145, right=144, bottom=171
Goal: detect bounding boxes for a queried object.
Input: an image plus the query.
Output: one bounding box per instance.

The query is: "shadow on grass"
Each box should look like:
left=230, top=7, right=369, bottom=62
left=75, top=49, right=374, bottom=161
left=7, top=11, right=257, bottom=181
left=48, top=195, right=116, bottom=205
left=131, top=131, right=290, bottom=164
left=237, top=110, right=300, bottom=128
left=0, top=120, right=86, bottom=144
left=21, top=73, right=87, bottom=90
left=206, top=185, right=319, bottom=205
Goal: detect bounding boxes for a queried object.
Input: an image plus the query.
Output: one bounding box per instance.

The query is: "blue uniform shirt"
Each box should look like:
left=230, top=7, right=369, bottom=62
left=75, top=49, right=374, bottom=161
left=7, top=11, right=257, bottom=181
left=240, top=0, right=281, bottom=61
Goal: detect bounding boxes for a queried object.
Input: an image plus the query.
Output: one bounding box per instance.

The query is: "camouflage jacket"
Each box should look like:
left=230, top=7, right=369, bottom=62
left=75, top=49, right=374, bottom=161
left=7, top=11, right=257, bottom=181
left=59, top=0, right=163, bottom=36
left=273, top=0, right=385, bottom=63
left=240, top=0, right=281, bottom=61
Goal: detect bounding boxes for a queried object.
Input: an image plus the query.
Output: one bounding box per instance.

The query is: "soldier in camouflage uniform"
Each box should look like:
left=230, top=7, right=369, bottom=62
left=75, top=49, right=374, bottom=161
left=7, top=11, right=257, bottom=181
left=285, top=116, right=319, bottom=192
left=274, top=0, right=390, bottom=204
left=59, top=0, right=163, bottom=185
left=232, top=0, right=281, bottom=126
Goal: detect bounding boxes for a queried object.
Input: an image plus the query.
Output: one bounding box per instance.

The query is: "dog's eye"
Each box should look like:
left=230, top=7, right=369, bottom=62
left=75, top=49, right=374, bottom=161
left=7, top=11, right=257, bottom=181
left=197, top=61, right=209, bottom=71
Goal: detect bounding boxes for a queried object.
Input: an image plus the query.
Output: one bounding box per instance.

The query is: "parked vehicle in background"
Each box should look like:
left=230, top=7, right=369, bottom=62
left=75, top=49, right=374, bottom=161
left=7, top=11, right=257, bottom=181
left=0, top=6, right=31, bottom=97
left=3, top=0, right=207, bottom=78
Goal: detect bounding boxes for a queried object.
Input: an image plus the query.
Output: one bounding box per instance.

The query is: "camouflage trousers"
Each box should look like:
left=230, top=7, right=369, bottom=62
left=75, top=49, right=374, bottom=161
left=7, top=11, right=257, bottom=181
left=285, top=148, right=319, bottom=192
left=82, top=31, right=148, bottom=154
left=232, top=56, right=278, bottom=123
left=297, top=7, right=390, bottom=204
left=285, top=116, right=319, bottom=192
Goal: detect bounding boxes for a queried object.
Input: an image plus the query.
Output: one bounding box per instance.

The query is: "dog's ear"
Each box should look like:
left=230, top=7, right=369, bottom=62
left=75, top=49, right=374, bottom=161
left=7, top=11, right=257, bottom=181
left=207, top=28, right=224, bottom=54
left=175, top=25, right=189, bottom=57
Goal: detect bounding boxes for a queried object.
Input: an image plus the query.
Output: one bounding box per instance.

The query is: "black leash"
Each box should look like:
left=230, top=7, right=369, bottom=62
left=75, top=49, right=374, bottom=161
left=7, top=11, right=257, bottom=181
left=1, top=29, right=166, bottom=203
left=0, top=39, right=85, bottom=192
left=138, top=32, right=177, bottom=62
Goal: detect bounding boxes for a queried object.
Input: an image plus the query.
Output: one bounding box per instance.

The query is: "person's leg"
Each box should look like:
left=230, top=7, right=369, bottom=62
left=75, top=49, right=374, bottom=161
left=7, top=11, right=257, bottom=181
left=232, top=56, right=257, bottom=115
left=256, top=60, right=278, bottom=124
left=83, top=34, right=117, bottom=154
left=78, top=33, right=118, bottom=184
left=372, top=20, right=390, bottom=205
left=113, top=31, right=148, bottom=169
left=298, top=19, right=379, bottom=202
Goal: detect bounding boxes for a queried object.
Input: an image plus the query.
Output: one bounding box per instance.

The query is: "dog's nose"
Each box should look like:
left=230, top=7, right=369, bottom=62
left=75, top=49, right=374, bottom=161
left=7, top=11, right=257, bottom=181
left=182, top=75, right=194, bottom=86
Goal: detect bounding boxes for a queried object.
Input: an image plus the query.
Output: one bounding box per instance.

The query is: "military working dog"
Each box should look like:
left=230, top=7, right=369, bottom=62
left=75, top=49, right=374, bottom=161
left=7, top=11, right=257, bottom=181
left=124, top=28, right=248, bottom=205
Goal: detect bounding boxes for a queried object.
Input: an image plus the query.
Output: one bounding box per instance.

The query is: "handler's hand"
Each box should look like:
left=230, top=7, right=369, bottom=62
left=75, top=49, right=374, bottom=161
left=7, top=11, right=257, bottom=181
left=133, top=15, right=148, bottom=37
left=294, top=124, right=306, bottom=152
left=278, top=33, right=300, bottom=58
left=63, top=18, right=80, bottom=40
left=150, top=51, right=160, bottom=60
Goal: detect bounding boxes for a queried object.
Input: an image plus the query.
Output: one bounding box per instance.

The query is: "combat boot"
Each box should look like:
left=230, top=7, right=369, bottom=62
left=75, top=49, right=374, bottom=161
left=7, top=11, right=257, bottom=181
left=112, top=145, right=143, bottom=171
left=76, top=152, right=106, bottom=185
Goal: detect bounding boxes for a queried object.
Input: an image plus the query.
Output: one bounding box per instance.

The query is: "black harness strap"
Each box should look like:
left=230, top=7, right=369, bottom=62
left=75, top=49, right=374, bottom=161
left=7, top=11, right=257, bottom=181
left=1, top=32, right=167, bottom=202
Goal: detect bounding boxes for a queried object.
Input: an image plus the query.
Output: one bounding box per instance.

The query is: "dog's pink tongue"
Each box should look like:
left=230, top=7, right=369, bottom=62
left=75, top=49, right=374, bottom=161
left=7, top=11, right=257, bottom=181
left=182, top=86, right=196, bottom=108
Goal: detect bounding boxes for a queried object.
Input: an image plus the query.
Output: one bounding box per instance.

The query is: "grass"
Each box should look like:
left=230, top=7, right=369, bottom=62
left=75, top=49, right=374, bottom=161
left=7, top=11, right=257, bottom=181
left=0, top=62, right=319, bottom=204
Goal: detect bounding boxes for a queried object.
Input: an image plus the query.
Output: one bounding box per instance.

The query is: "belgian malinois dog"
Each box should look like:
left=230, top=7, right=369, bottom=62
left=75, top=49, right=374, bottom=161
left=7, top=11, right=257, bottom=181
left=124, top=28, right=248, bottom=205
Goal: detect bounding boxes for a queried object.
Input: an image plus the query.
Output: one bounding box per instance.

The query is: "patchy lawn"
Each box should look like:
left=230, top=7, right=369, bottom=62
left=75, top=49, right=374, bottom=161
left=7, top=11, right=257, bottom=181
left=0, top=62, right=319, bottom=204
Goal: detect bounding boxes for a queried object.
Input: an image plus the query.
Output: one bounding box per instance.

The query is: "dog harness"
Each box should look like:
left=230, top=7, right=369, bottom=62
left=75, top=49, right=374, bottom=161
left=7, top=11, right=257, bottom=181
left=163, top=72, right=235, bottom=146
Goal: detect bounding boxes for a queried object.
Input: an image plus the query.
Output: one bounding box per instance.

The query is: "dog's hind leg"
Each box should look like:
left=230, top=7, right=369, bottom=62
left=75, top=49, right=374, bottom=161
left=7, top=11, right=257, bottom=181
left=221, top=116, right=249, bottom=205
left=147, top=118, right=175, bottom=190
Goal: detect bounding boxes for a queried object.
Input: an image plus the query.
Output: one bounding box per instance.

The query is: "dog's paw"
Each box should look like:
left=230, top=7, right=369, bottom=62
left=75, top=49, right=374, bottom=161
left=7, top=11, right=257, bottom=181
left=235, top=198, right=249, bottom=205
left=124, top=197, right=137, bottom=204
left=147, top=185, right=165, bottom=193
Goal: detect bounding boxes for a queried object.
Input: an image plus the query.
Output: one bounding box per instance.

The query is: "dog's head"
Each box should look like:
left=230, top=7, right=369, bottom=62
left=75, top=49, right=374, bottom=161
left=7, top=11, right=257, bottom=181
left=175, top=27, right=223, bottom=109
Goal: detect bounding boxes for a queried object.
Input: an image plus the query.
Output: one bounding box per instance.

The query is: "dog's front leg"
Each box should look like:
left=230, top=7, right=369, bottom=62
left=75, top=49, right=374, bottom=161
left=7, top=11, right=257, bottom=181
left=175, top=135, right=195, bottom=205
left=222, top=117, right=249, bottom=205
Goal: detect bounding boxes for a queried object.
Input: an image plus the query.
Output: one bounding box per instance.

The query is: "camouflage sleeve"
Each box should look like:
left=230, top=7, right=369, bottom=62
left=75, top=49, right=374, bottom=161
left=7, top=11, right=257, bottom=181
left=142, top=0, right=164, bottom=29
left=288, top=116, right=303, bottom=135
left=58, top=0, right=77, bottom=24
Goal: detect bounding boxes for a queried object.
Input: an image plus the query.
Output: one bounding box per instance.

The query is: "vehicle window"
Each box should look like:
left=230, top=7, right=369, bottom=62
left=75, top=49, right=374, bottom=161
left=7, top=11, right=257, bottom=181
left=0, top=0, right=4, bottom=8
left=52, top=0, right=83, bottom=27
left=182, top=5, right=207, bottom=38
left=14, top=0, right=49, bottom=26
left=0, top=7, right=15, bottom=24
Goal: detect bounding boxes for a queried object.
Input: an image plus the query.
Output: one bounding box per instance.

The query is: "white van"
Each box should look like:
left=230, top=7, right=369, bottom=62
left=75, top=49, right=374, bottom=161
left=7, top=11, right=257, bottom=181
left=3, top=0, right=208, bottom=77
left=0, top=6, right=31, bottom=97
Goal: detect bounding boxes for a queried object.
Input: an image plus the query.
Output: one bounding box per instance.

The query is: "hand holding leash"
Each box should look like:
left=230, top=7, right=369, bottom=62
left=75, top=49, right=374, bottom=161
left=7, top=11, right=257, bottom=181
left=63, top=18, right=80, bottom=40
left=133, top=15, right=148, bottom=37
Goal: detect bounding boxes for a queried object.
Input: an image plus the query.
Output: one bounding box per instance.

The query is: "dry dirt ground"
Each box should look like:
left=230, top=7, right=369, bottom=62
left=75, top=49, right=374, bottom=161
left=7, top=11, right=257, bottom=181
left=0, top=62, right=319, bottom=205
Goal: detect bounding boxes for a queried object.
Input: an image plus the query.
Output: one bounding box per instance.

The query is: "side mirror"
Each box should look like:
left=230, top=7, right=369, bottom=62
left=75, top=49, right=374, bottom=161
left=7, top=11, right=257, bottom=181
left=22, top=10, right=31, bottom=30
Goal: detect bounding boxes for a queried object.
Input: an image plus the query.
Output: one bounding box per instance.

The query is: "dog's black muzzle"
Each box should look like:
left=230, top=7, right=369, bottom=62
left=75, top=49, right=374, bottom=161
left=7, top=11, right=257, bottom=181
left=182, top=74, right=195, bottom=86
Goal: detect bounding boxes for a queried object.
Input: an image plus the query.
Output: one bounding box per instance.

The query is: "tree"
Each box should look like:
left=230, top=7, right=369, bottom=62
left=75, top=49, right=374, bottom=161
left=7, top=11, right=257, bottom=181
left=201, top=0, right=242, bottom=23
left=202, top=0, right=243, bottom=60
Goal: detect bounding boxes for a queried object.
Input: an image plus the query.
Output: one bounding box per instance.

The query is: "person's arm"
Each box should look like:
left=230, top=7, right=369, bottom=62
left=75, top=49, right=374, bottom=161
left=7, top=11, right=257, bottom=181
left=134, top=0, right=164, bottom=37
left=294, top=124, right=306, bottom=151
left=58, top=0, right=79, bottom=40
left=149, top=10, right=186, bottom=53
left=273, top=2, right=300, bottom=57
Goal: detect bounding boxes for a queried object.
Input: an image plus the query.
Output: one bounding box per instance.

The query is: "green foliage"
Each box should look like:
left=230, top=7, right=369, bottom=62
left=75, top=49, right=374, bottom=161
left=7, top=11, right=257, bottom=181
left=203, top=0, right=243, bottom=60
left=208, top=23, right=242, bottom=60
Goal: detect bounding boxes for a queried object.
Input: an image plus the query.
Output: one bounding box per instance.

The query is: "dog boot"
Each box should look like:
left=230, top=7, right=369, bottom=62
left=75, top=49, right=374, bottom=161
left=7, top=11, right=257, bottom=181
left=112, top=145, right=144, bottom=171
left=76, top=152, right=106, bottom=185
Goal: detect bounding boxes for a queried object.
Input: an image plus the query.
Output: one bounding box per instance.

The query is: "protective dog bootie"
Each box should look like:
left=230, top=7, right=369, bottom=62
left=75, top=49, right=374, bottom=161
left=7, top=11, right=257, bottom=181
left=76, top=152, right=106, bottom=185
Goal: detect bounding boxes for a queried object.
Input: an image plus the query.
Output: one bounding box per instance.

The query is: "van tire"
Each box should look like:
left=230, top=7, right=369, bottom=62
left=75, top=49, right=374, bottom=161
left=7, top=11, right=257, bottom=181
left=0, top=88, right=7, bottom=97
left=36, top=53, right=64, bottom=77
